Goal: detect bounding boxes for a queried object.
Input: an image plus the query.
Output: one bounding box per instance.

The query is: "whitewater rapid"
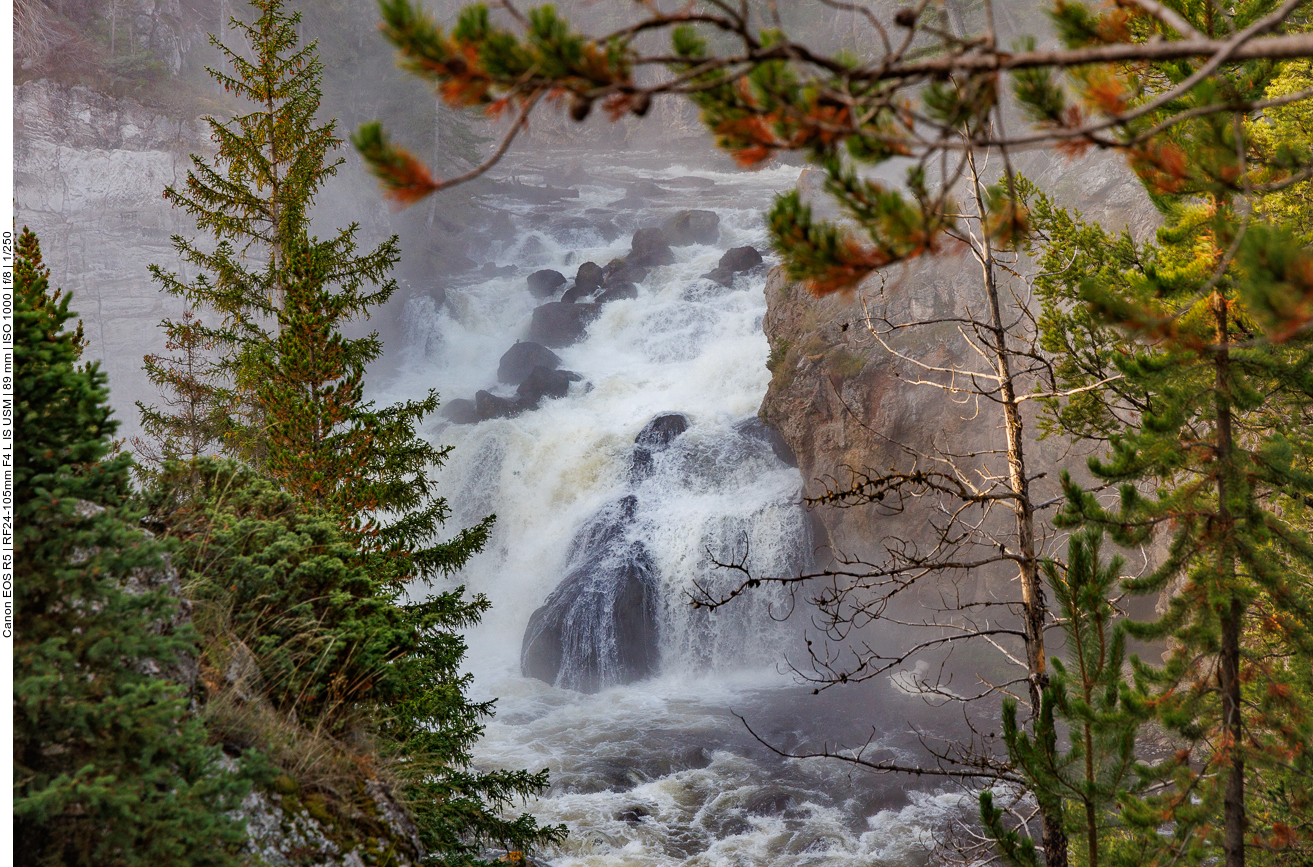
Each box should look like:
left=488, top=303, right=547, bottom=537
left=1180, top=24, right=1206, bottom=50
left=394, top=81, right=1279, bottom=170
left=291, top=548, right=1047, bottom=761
left=379, top=152, right=971, bottom=866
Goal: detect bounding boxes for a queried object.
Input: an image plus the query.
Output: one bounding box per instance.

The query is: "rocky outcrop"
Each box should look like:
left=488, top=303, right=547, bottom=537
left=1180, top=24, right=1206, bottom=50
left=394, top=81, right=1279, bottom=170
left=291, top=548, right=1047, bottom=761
left=757, top=154, right=1160, bottom=562
left=521, top=414, right=689, bottom=691
left=703, top=246, right=763, bottom=286
left=628, top=227, right=676, bottom=266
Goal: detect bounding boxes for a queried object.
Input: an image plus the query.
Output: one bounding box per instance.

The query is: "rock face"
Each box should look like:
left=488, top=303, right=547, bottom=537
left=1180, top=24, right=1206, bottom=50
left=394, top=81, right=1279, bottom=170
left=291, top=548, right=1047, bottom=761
left=661, top=209, right=720, bottom=245
left=527, top=269, right=567, bottom=298
left=528, top=301, right=602, bottom=347
left=756, top=153, right=1160, bottom=562
left=521, top=495, right=660, bottom=692
left=497, top=341, right=561, bottom=385
left=628, top=227, right=676, bottom=266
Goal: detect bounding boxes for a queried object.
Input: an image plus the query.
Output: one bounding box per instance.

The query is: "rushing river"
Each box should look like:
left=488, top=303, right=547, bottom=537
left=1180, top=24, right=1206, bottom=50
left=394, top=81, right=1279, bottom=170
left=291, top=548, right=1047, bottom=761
left=379, top=152, right=973, bottom=866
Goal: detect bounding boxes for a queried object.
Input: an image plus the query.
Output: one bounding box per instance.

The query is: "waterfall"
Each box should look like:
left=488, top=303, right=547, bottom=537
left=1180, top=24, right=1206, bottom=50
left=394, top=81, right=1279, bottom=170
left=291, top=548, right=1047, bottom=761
left=376, top=153, right=969, bottom=867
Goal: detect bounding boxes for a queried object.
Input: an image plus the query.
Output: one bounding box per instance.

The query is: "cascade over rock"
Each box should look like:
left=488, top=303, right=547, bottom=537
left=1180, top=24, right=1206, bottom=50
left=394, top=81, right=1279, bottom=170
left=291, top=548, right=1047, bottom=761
left=521, top=414, right=689, bottom=691
left=521, top=495, right=660, bottom=692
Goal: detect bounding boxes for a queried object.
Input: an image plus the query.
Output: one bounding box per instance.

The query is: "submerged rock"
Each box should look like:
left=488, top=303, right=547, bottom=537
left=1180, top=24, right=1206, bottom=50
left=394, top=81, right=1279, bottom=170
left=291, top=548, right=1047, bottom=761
left=521, top=495, right=660, bottom=692
left=497, top=341, right=561, bottom=385
left=527, top=302, right=601, bottom=347
left=560, top=283, right=593, bottom=304
left=595, top=282, right=638, bottom=305
left=630, top=413, right=689, bottom=482
left=474, top=390, right=527, bottom=421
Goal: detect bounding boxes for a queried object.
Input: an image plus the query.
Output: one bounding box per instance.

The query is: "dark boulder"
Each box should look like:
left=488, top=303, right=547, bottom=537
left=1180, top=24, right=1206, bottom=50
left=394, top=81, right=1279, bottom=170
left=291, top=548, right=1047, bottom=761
left=440, top=398, right=479, bottom=425
left=630, top=413, right=689, bottom=482
left=596, top=283, right=638, bottom=305
left=628, top=227, right=676, bottom=267
left=575, top=261, right=605, bottom=293
left=480, top=262, right=518, bottom=277
left=497, top=341, right=561, bottom=385
left=561, top=283, right=593, bottom=304
left=527, top=269, right=567, bottom=298
left=703, top=246, right=764, bottom=286
left=517, top=365, right=573, bottom=405
left=637, top=413, right=689, bottom=448
left=661, top=210, right=720, bottom=246
left=521, top=495, right=660, bottom=692
left=475, top=390, right=526, bottom=421
left=527, top=302, right=602, bottom=347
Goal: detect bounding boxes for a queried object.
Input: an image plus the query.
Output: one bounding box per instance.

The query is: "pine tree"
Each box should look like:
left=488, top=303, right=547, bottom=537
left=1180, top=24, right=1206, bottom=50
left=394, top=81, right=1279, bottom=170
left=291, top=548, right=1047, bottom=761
left=981, top=531, right=1146, bottom=867
left=141, top=0, right=397, bottom=464
left=1029, top=167, right=1313, bottom=867
left=13, top=228, right=248, bottom=867
left=143, top=457, right=566, bottom=866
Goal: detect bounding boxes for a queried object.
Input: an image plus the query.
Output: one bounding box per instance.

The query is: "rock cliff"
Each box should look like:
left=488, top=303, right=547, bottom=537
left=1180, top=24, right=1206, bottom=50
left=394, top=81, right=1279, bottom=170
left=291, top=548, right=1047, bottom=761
left=758, top=152, right=1161, bottom=563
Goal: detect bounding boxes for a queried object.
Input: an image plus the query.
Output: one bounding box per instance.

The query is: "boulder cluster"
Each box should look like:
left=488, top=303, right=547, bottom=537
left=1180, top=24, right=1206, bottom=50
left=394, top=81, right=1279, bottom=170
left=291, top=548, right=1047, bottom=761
left=440, top=220, right=764, bottom=425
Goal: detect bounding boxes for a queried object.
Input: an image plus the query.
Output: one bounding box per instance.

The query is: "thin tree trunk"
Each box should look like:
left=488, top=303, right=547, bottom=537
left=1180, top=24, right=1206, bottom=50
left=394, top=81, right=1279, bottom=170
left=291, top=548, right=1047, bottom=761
left=969, top=152, right=1068, bottom=867
left=1213, top=292, right=1245, bottom=867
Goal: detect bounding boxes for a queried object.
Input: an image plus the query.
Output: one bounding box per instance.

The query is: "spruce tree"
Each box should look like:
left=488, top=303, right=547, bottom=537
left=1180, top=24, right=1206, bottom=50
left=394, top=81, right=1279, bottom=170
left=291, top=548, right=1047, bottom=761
left=13, top=228, right=248, bottom=867
left=141, top=0, right=398, bottom=465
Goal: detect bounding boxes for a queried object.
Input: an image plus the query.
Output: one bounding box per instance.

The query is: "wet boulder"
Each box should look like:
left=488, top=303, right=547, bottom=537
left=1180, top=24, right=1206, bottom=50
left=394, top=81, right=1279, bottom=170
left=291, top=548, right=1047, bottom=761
left=497, top=341, right=561, bottom=385
left=702, top=246, right=764, bottom=286
left=521, top=495, right=660, bottom=692
left=440, top=398, right=479, bottom=425
left=528, top=302, right=602, bottom=348
left=637, top=413, right=689, bottom=448
left=575, top=261, right=605, bottom=294
left=527, top=269, right=567, bottom=298
left=475, top=390, right=527, bottom=421
left=517, top=365, right=573, bottom=405
left=661, top=209, right=720, bottom=246
left=596, top=282, right=638, bottom=305
left=664, top=176, right=716, bottom=189
left=628, top=227, right=676, bottom=267
left=560, top=283, right=593, bottom=304
left=630, top=413, right=689, bottom=482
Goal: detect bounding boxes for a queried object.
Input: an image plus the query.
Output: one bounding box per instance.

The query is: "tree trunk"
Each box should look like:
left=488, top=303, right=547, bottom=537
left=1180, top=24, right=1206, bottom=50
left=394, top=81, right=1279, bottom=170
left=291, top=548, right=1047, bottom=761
left=1213, top=292, right=1245, bottom=867
left=971, top=159, right=1068, bottom=867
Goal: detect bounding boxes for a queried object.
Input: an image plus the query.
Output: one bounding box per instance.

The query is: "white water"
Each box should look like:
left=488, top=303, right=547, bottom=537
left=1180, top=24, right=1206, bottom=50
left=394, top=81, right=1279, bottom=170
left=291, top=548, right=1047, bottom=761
left=380, top=153, right=972, bottom=866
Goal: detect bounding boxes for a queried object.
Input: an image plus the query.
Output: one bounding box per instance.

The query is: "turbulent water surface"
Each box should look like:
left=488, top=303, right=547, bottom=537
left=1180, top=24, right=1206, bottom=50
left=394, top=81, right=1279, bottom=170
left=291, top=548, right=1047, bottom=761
left=380, top=153, right=971, bottom=866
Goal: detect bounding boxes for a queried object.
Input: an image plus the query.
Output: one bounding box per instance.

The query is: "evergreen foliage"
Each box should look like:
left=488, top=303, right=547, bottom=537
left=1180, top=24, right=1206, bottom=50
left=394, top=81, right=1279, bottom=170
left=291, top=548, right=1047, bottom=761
left=140, top=0, right=398, bottom=467
left=13, top=228, right=248, bottom=867
left=142, top=458, right=565, bottom=865
left=982, top=532, right=1146, bottom=867
left=1029, top=132, right=1313, bottom=867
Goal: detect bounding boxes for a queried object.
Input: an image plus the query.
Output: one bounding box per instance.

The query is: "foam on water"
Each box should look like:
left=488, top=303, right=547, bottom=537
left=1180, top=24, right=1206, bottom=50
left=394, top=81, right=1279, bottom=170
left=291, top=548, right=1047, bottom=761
left=379, top=153, right=967, bottom=865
